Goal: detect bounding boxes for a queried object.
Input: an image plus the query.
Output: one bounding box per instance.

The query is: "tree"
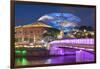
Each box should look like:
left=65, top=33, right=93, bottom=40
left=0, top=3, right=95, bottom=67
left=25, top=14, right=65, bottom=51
left=79, top=26, right=87, bottom=31
left=43, top=28, right=60, bottom=42
left=79, top=26, right=93, bottom=31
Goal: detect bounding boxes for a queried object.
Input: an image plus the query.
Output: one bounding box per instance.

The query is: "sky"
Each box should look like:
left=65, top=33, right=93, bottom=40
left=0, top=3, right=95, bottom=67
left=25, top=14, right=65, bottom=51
left=15, top=2, right=95, bottom=28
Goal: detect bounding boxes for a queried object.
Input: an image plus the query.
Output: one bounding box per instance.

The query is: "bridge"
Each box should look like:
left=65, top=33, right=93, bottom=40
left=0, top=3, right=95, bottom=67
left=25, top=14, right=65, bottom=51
left=15, top=38, right=94, bottom=56
left=49, top=38, right=94, bottom=55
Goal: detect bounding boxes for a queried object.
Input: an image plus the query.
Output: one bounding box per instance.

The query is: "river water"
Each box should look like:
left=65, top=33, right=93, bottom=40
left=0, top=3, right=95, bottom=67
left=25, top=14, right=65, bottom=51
left=15, top=47, right=95, bottom=67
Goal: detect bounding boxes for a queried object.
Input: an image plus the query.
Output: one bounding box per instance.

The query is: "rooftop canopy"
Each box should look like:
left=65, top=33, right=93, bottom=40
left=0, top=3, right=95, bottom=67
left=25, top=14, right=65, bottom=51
left=15, top=22, right=52, bottom=29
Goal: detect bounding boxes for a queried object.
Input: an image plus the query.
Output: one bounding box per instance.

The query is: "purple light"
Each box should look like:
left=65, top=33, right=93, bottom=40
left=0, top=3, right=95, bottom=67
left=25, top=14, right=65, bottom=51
left=50, top=46, right=64, bottom=55
left=50, top=38, right=94, bottom=45
left=76, top=50, right=94, bottom=62
left=49, top=39, right=94, bottom=55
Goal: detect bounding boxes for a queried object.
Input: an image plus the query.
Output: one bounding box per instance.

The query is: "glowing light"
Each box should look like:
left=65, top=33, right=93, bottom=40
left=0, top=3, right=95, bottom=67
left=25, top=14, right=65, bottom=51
left=21, top=58, right=28, bottom=65
left=15, top=46, right=20, bottom=48
left=84, top=29, right=87, bottom=32
left=24, top=45, right=27, bottom=48
left=15, top=50, right=21, bottom=54
left=49, top=38, right=94, bottom=55
left=22, top=50, right=27, bottom=54
left=86, top=49, right=94, bottom=51
left=50, top=38, right=94, bottom=44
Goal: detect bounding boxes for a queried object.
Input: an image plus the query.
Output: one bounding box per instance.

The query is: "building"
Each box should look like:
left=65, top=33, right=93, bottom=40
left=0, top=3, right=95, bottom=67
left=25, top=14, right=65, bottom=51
left=15, top=22, right=53, bottom=46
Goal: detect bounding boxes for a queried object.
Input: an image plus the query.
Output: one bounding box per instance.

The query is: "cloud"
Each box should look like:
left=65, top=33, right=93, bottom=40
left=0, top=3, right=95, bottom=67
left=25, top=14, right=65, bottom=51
left=38, top=15, right=54, bottom=21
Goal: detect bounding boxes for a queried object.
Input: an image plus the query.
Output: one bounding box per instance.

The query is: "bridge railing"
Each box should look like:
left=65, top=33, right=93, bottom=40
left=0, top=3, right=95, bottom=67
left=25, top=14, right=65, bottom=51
left=50, top=38, right=94, bottom=45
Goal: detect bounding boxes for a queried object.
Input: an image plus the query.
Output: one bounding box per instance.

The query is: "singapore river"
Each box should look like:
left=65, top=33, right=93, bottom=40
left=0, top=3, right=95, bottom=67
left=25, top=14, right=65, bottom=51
left=15, top=47, right=95, bottom=67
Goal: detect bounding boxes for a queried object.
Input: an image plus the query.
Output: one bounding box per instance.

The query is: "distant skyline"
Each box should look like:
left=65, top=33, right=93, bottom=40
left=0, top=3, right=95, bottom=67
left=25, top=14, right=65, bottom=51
left=15, top=2, right=95, bottom=28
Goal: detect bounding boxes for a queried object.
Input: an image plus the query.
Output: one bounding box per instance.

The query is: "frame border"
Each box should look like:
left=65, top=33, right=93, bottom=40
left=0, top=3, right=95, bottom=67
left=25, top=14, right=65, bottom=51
left=11, top=0, right=96, bottom=68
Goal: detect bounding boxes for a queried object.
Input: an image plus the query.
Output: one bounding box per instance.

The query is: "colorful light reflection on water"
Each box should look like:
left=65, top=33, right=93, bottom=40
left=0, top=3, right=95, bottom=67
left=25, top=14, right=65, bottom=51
left=15, top=48, right=95, bottom=67
left=15, top=57, right=28, bottom=66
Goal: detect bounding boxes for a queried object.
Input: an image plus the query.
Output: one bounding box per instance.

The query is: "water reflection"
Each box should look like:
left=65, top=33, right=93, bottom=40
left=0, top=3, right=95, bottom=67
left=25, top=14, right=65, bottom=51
left=15, top=57, right=28, bottom=66
left=15, top=50, right=94, bottom=67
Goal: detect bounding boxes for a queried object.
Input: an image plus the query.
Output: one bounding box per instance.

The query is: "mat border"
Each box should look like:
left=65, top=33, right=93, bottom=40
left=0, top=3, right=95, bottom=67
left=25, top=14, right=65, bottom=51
left=10, top=0, right=96, bottom=68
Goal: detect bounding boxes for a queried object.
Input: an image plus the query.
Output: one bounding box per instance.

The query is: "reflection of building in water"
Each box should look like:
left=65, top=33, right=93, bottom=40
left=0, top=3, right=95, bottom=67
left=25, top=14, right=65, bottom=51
left=15, top=22, right=52, bottom=45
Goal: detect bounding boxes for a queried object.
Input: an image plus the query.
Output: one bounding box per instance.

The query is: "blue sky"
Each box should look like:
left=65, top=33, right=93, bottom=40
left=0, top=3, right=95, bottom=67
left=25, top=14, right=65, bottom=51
left=15, top=2, right=95, bottom=28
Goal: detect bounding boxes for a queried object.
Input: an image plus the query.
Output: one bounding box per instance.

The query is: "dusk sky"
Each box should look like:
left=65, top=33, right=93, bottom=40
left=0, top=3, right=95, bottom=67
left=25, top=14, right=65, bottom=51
left=15, top=2, right=95, bottom=28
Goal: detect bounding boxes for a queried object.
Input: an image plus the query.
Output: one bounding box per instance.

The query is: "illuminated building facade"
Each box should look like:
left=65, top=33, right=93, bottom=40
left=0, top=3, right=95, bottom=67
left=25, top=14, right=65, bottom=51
left=15, top=22, right=53, bottom=46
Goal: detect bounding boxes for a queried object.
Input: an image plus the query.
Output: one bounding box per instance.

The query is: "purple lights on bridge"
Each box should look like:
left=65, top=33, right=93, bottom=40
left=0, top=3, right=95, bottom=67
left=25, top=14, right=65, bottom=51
left=49, top=39, right=94, bottom=55
left=50, top=39, right=94, bottom=44
left=50, top=46, right=64, bottom=55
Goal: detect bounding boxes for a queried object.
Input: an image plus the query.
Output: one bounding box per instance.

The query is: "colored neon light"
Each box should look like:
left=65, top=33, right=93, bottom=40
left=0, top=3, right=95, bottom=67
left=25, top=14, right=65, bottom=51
left=21, top=58, right=28, bottom=65
left=49, top=39, right=94, bottom=55
left=22, top=50, right=27, bottom=54
left=50, top=39, right=94, bottom=44
left=15, top=50, right=21, bottom=54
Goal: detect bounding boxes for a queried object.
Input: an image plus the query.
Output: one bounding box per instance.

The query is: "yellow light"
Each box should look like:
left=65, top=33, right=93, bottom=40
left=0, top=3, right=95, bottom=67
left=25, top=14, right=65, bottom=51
left=90, top=32, right=94, bottom=35
left=38, top=45, right=42, bottom=47
left=85, top=33, right=88, bottom=36
left=24, top=45, right=27, bottom=48
left=15, top=46, right=19, bottom=48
